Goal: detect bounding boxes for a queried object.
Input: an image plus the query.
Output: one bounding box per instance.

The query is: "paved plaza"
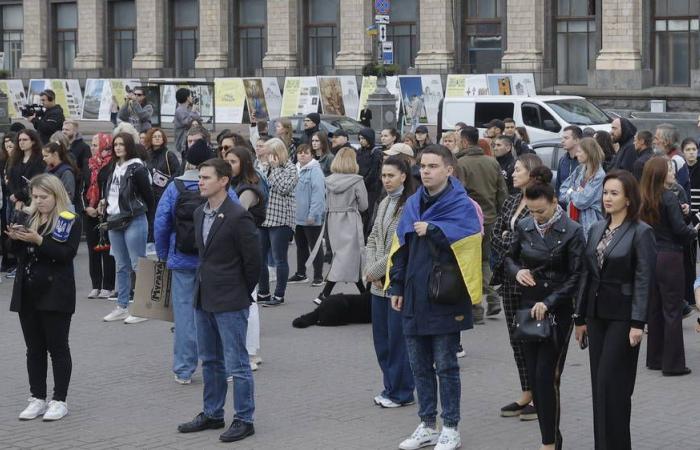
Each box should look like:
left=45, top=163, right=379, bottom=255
left=0, top=244, right=698, bottom=449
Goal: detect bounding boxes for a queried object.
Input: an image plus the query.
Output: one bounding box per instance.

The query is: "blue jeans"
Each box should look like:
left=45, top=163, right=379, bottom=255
left=372, top=295, right=414, bottom=404
left=195, top=307, right=254, bottom=424
left=171, top=269, right=198, bottom=380
left=258, top=226, right=293, bottom=298
left=108, top=214, right=147, bottom=308
left=404, top=333, right=461, bottom=428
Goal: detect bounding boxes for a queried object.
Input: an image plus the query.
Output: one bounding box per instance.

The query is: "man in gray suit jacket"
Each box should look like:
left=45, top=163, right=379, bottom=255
left=177, top=159, right=261, bottom=444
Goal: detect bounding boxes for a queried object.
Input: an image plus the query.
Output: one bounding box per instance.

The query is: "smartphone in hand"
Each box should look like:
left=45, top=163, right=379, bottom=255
left=579, top=333, right=589, bottom=350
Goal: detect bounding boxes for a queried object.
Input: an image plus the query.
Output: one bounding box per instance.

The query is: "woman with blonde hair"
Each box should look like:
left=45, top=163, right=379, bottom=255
left=559, top=137, right=606, bottom=239
left=9, top=174, right=81, bottom=421
left=312, top=147, right=368, bottom=304
left=275, top=118, right=297, bottom=161
left=257, top=137, right=299, bottom=307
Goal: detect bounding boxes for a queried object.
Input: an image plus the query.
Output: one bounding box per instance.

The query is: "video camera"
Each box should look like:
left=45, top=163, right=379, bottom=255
left=20, top=104, right=44, bottom=118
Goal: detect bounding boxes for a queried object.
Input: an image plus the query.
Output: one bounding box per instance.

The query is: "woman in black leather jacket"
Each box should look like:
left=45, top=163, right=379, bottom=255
left=505, top=166, right=584, bottom=450
left=640, top=157, right=697, bottom=375
left=574, top=170, right=655, bottom=450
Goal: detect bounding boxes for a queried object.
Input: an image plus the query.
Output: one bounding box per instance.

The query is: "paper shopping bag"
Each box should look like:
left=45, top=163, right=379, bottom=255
left=131, top=258, right=174, bottom=322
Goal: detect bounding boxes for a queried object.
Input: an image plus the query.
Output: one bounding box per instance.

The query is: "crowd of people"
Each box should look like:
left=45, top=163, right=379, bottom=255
left=3, top=87, right=700, bottom=449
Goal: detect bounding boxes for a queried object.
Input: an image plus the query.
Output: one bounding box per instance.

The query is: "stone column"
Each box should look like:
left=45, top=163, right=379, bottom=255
left=18, top=0, right=49, bottom=69
left=501, top=0, right=545, bottom=72
left=262, top=0, right=299, bottom=72
left=414, top=0, right=455, bottom=71
left=335, top=0, right=373, bottom=71
left=73, top=0, right=105, bottom=70
left=132, top=0, right=166, bottom=69
left=195, top=0, right=229, bottom=69
left=593, top=0, right=648, bottom=89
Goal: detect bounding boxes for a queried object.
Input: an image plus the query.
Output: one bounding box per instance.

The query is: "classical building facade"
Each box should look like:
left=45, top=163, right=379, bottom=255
left=4, top=0, right=700, bottom=108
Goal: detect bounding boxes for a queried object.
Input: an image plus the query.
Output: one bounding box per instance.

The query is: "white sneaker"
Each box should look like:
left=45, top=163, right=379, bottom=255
left=374, top=394, right=414, bottom=408
left=399, top=422, right=440, bottom=450
left=87, top=289, right=100, bottom=299
left=98, top=289, right=112, bottom=299
left=174, top=376, right=192, bottom=385
left=250, top=355, right=263, bottom=365
left=103, top=306, right=129, bottom=322
left=434, top=426, right=461, bottom=450
left=249, top=360, right=259, bottom=371
left=226, top=375, right=233, bottom=383
left=42, top=400, right=68, bottom=421
left=18, top=397, right=47, bottom=420
left=124, top=315, right=148, bottom=324
left=107, top=290, right=118, bottom=301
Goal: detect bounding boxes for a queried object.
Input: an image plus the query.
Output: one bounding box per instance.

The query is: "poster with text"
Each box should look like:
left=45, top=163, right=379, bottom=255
left=149, top=78, right=211, bottom=123
left=82, top=79, right=141, bottom=120
left=317, top=76, right=360, bottom=119
left=242, top=78, right=269, bottom=122
left=281, top=77, right=319, bottom=117
left=260, top=77, right=282, bottom=119
left=214, top=78, right=246, bottom=123
left=357, top=76, right=400, bottom=121
left=0, top=80, right=27, bottom=118
left=445, top=74, right=489, bottom=97
left=487, top=74, right=537, bottom=96
left=28, top=79, right=83, bottom=119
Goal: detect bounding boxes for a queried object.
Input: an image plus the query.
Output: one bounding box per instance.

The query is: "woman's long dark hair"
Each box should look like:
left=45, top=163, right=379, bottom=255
left=640, top=156, right=669, bottom=225
left=111, top=132, right=140, bottom=161
left=1, top=131, right=15, bottom=162
left=225, top=146, right=260, bottom=186
left=603, top=170, right=641, bottom=222
left=382, top=155, right=415, bottom=216
left=312, top=131, right=330, bottom=156
left=594, top=130, right=615, bottom=167
left=44, top=141, right=78, bottom=175
left=10, top=129, right=43, bottom=167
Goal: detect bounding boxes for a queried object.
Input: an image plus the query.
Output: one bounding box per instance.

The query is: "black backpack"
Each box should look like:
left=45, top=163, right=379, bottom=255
left=174, top=179, right=206, bottom=254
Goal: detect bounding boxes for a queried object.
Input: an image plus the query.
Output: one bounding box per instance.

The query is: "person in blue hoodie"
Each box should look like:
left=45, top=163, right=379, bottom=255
left=154, top=139, right=238, bottom=384
left=289, top=144, right=326, bottom=286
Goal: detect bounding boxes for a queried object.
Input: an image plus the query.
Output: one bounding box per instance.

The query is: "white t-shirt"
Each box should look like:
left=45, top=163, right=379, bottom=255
left=106, top=159, right=143, bottom=215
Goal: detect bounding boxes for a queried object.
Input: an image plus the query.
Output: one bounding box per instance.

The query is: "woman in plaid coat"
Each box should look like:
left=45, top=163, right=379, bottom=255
left=490, top=153, right=543, bottom=421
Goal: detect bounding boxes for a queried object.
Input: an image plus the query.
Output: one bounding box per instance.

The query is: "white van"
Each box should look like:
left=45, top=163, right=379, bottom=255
left=440, top=95, right=612, bottom=143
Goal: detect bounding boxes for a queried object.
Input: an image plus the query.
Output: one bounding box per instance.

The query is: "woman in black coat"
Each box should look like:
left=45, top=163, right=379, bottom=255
left=574, top=170, right=656, bottom=450
left=639, top=157, right=696, bottom=375
left=505, top=166, right=584, bottom=450
left=8, top=174, right=81, bottom=422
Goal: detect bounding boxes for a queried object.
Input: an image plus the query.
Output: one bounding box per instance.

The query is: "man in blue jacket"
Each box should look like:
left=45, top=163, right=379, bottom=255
left=389, top=145, right=482, bottom=450
left=154, top=139, right=222, bottom=384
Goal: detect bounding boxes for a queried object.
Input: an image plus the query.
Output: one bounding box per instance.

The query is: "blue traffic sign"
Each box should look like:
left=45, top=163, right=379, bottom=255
left=374, top=0, right=390, bottom=14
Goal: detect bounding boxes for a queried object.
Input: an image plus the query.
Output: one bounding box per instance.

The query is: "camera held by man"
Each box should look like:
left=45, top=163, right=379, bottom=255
left=27, top=89, right=65, bottom=144
left=20, top=104, right=44, bottom=119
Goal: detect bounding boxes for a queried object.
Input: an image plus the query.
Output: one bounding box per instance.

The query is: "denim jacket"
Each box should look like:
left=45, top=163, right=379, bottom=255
left=559, top=165, right=605, bottom=239
left=295, top=159, right=326, bottom=226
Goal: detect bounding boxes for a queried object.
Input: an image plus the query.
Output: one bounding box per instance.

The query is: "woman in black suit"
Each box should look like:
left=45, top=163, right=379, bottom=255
left=574, top=170, right=656, bottom=450
left=8, top=174, right=81, bottom=422
left=505, top=166, right=585, bottom=450
left=640, top=157, right=697, bottom=375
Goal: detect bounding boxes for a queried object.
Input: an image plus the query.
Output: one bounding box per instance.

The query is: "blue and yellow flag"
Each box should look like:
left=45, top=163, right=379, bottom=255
left=385, top=176, right=483, bottom=304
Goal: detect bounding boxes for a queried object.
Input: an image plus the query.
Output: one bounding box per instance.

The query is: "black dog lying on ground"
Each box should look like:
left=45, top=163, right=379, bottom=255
left=292, top=290, right=372, bottom=328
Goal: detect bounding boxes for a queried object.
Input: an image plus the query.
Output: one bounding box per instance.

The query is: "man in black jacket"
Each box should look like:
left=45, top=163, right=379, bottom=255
left=357, top=127, right=383, bottom=237
left=178, top=158, right=261, bottom=444
left=504, top=118, right=534, bottom=156
left=632, top=130, right=654, bottom=181
left=610, top=117, right=638, bottom=173
left=330, top=129, right=353, bottom=155
left=62, top=120, right=90, bottom=205
left=300, top=112, right=320, bottom=145
left=493, top=135, right=517, bottom=194
left=29, top=89, right=64, bottom=145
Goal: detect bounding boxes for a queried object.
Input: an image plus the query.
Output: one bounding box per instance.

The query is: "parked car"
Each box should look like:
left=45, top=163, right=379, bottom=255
left=269, top=114, right=367, bottom=147
left=440, top=95, right=613, bottom=143
left=531, top=139, right=565, bottom=187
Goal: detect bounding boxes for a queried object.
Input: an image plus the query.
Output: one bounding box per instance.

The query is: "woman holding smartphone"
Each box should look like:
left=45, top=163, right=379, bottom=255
left=8, top=174, right=81, bottom=421
left=574, top=170, right=656, bottom=450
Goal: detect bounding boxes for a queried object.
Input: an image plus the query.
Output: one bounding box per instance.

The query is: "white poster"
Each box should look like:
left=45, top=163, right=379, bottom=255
left=487, top=73, right=537, bottom=96
left=317, top=76, right=359, bottom=119
left=398, top=75, right=443, bottom=126
left=281, top=77, right=320, bottom=117
left=214, top=78, right=246, bottom=123
left=28, top=79, right=83, bottom=119
left=0, top=80, right=27, bottom=118
left=82, top=79, right=141, bottom=121
left=149, top=78, right=210, bottom=123
left=445, top=74, right=489, bottom=98
left=260, top=77, right=282, bottom=119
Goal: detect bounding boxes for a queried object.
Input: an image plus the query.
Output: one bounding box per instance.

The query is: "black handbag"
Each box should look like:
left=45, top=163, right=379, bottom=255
left=427, top=239, right=469, bottom=306
left=106, top=213, right=133, bottom=231
left=512, top=308, right=554, bottom=341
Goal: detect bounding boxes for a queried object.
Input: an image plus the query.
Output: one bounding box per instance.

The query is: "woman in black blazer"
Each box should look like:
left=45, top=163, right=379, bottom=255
left=640, top=157, right=697, bottom=375
left=8, top=174, right=81, bottom=422
left=505, top=166, right=585, bottom=450
left=574, top=170, right=656, bottom=450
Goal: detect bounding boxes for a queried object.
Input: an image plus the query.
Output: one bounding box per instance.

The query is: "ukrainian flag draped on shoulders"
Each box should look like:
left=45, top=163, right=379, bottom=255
left=385, top=176, right=483, bottom=304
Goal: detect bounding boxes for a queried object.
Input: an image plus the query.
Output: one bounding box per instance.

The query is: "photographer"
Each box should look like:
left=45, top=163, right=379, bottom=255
left=118, top=87, right=153, bottom=133
left=173, top=88, right=200, bottom=155
left=27, top=90, right=65, bottom=145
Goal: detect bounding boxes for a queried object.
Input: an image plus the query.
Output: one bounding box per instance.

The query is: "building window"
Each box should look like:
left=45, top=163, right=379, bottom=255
left=654, top=0, right=699, bottom=86
left=0, top=4, right=22, bottom=76
left=305, top=0, right=339, bottom=72
left=555, top=0, right=595, bottom=85
left=387, top=0, right=418, bottom=70
left=172, top=0, right=199, bottom=76
left=109, top=1, right=136, bottom=76
left=463, top=0, right=502, bottom=73
left=236, top=0, right=266, bottom=76
left=54, top=2, right=77, bottom=74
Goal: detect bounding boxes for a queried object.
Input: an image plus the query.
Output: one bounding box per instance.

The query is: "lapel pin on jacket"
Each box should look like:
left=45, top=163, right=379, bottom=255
left=218, top=213, right=224, bottom=219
